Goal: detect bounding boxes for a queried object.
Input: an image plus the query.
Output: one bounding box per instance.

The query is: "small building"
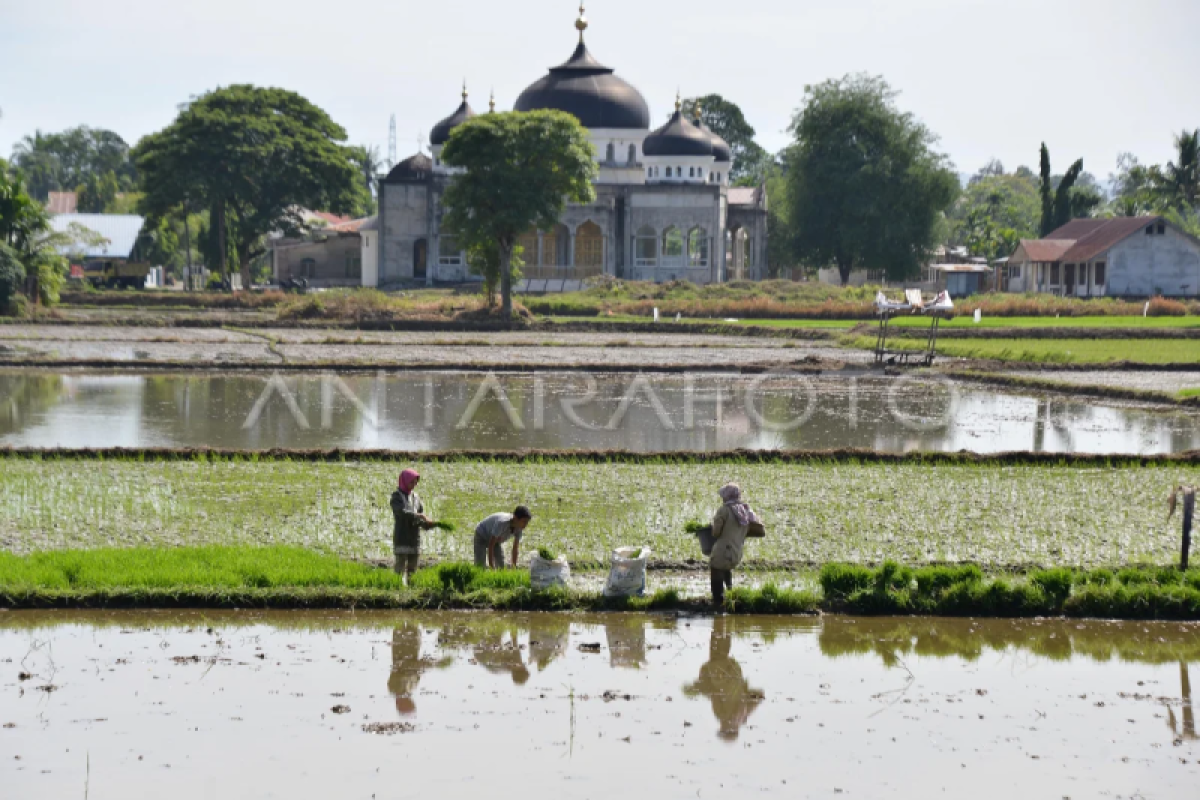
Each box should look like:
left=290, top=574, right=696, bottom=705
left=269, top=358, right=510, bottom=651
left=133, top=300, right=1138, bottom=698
left=46, top=192, right=78, bottom=215
left=270, top=216, right=371, bottom=288
left=49, top=213, right=144, bottom=262
left=1008, top=216, right=1200, bottom=297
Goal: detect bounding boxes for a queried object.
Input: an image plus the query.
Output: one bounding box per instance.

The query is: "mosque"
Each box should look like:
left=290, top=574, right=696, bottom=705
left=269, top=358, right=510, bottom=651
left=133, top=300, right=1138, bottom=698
left=374, top=5, right=769, bottom=288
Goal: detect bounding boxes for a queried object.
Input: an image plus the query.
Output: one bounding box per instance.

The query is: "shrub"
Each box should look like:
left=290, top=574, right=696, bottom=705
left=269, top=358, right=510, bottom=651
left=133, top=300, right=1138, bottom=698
left=819, top=563, right=874, bottom=598
left=1030, top=568, right=1075, bottom=603
left=1147, top=296, right=1188, bottom=317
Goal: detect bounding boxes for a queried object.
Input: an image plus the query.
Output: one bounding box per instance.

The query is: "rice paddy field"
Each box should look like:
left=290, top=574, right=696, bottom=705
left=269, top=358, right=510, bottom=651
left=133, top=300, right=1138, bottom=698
left=847, top=335, right=1200, bottom=364
left=2, top=456, right=1196, bottom=569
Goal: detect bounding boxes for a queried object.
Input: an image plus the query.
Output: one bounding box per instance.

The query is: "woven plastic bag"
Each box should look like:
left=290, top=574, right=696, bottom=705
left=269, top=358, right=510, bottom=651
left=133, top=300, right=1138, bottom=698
left=603, top=547, right=650, bottom=598
left=530, top=553, right=571, bottom=590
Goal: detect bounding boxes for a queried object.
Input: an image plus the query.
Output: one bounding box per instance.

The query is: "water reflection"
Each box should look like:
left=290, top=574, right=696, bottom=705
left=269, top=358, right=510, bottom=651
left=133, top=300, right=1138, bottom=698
left=3, top=368, right=1198, bottom=453
left=681, top=616, right=765, bottom=741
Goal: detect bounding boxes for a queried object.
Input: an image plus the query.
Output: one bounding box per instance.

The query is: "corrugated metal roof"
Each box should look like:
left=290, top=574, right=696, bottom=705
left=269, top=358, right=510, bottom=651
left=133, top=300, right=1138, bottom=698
left=1060, top=216, right=1160, bottom=263
left=50, top=213, right=144, bottom=259
left=727, top=186, right=760, bottom=206
left=1016, top=239, right=1074, bottom=262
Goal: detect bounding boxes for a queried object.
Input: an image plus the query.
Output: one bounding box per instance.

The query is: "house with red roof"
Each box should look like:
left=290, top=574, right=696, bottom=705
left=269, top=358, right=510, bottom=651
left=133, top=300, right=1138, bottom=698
left=1007, top=216, right=1200, bottom=297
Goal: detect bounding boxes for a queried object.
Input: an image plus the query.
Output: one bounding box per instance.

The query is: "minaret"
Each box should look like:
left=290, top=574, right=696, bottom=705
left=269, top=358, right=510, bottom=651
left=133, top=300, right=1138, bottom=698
left=489, top=89, right=496, bottom=114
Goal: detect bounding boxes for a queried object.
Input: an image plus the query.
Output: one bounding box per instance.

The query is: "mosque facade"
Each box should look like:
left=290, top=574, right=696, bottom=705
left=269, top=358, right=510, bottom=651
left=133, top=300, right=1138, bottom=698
left=376, top=7, right=768, bottom=287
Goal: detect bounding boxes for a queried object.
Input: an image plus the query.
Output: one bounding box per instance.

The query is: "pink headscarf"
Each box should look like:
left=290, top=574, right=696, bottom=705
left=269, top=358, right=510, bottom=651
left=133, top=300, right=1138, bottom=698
left=398, top=469, right=420, bottom=495
left=719, top=483, right=758, bottom=527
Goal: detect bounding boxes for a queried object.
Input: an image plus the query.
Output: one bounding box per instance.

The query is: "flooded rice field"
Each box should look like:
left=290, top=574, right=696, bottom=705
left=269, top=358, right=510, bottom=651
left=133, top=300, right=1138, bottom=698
left=2, top=611, right=1196, bottom=799
left=2, top=368, right=1198, bottom=453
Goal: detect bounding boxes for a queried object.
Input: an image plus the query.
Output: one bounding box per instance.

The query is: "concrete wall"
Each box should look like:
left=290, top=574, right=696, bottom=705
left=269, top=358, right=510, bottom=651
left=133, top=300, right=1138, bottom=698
left=1107, top=224, right=1200, bottom=297
left=361, top=229, right=378, bottom=288
left=378, top=182, right=430, bottom=286
left=273, top=234, right=362, bottom=286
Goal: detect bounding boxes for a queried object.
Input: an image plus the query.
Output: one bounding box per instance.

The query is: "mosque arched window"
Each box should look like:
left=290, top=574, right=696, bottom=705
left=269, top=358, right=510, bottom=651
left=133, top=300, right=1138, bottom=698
left=665, top=167, right=672, bottom=178
left=634, top=225, right=657, bottom=267
left=575, top=221, right=604, bottom=271
left=605, top=143, right=615, bottom=162
left=688, top=227, right=709, bottom=268
left=628, top=144, right=637, bottom=164
left=661, top=226, right=684, bottom=267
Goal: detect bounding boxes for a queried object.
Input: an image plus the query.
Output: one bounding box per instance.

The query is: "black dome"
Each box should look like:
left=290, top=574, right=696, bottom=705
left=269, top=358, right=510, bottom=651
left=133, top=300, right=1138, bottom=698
left=514, top=43, right=650, bottom=130
left=693, top=117, right=732, bottom=163
left=642, top=110, right=714, bottom=158
left=383, top=153, right=433, bottom=183
left=430, top=99, right=475, bottom=146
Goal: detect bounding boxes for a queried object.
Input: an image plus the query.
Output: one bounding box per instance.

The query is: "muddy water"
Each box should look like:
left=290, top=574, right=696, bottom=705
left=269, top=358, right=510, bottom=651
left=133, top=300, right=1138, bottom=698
left=3, top=369, right=1199, bottom=453
left=2, top=611, right=1197, bottom=799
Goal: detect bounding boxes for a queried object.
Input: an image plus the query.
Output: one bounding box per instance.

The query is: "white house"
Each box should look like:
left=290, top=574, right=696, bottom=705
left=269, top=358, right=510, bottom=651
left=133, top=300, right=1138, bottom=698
left=1008, top=216, right=1200, bottom=297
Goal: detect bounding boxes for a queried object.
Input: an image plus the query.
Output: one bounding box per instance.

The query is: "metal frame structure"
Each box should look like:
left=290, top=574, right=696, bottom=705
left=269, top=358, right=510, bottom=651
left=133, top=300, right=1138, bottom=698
left=873, top=291, right=954, bottom=367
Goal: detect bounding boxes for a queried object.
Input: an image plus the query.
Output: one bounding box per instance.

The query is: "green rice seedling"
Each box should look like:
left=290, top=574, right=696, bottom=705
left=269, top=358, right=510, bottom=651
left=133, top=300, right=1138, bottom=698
left=873, top=561, right=914, bottom=593
left=914, top=565, right=983, bottom=598
left=684, top=521, right=706, bottom=534
left=1116, top=567, right=1184, bottom=586
left=537, top=547, right=557, bottom=561
left=1079, top=569, right=1116, bottom=587
left=433, top=562, right=477, bottom=593
left=432, top=521, right=457, bottom=532
left=819, top=563, right=874, bottom=598
left=646, top=588, right=680, bottom=609
left=1030, top=568, right=1075, bottom=603
left=724, top=583, right=819, bottom=614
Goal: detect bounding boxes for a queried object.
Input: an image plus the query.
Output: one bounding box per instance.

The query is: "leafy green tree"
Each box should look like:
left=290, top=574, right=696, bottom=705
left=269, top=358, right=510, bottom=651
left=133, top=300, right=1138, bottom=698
left=0, top=243, right=25, bottom=313
left=681, top=94, right=769, bottom=182
left=77, top=170, right=120, bottom=212
left=1109, top=153, right=1166, bottom=216
left=950, top=170, right=1040, bottom=261
left=785, top=75, right=958, bottom=284
left=440, top=110, right=597, bottom=316
left=134, top=85, right=362, bottom=287
left=11, top=126, right=135, bottom=200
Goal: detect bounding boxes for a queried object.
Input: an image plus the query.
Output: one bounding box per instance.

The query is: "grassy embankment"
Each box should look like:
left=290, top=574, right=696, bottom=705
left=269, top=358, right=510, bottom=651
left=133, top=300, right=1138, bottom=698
left=52, top=283, right=1200, bottom=324
left=2, top=546, right=1198, bottom=619
left=844, top=335, right=1200, bottom=364
left=2, top=454, right=1196, bottom=570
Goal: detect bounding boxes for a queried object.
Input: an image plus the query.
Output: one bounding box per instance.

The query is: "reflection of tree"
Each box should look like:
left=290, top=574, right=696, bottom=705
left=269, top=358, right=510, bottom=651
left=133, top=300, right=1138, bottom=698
left=1167, top=662, right=1197, bottom=742
left=818, top=617, right=1200, bottom=665
left=0, top=373, right=65, bottom=435
left=387, top=621, right=451, bottom=717
left=682, top=616, right=764, bottom=741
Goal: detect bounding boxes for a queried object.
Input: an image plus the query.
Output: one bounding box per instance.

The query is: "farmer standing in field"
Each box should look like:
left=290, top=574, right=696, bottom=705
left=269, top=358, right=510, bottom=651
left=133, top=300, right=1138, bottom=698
left=391, top=469, right=436, bottom=585
left=473, top=506, right=532, bottom=569
left=709, top=483, right=758, bottom=605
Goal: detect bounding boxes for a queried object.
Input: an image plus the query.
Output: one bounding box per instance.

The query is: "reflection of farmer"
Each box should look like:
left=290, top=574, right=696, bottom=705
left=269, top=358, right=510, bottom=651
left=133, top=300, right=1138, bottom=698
left=1168, top=662, right=1197, bottom=742
left=388, top=622, right=428, bottom=716
left=682, top=617, right=764, bottom=741
left=709, top=483, right=758, bottom=605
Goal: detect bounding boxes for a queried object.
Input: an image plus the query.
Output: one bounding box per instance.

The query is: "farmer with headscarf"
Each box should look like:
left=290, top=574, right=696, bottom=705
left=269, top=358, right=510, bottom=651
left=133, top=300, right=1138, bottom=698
left=391, top=469, right=435, bottom=585
left=709, top=483, right=758, bottom=605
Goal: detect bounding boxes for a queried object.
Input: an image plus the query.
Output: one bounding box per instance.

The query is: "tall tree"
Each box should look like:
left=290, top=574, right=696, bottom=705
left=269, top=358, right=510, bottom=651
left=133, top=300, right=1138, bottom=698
left=1108, top=153, right=1165, bottom=217
left=134, top=85, right=362, bottom=287
left=1164, top=129, right=1199, bottom=209
left=785, top=74, right=958, bottom=284
left=440, top=110, right=597, bottom=316
left=950, top=171, right=1040, bottom=260
left=77, top=170, right=120, bottom=213
left=681, top=94, right=769, bottom=181
left=11, top=126, right=135, bottom=200
left=1038, top=144, right=1093, bottom=235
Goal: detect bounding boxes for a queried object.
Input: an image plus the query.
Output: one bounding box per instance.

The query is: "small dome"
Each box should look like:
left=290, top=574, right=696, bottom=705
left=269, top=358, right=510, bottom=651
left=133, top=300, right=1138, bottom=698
left=642, top=109, right=713, bottom=158
left=430, top=94, right=476, bottom=147
left=383, top=152, right=433, bottom=183
left=514, top=42, right=650, bottom=130
left=692, top=116, right=732, bottom=163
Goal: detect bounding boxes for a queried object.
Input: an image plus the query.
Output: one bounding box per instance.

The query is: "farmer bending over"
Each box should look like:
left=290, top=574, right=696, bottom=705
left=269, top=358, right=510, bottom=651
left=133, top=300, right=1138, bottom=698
left=391, top=469, right=435, bottom=585
left=473, top=506, right=532, bottom=569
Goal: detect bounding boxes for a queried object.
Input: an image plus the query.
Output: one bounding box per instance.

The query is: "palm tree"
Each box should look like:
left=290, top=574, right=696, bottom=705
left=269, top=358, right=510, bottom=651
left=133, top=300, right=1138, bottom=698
left=1165, top=129, right=1199, bottom=209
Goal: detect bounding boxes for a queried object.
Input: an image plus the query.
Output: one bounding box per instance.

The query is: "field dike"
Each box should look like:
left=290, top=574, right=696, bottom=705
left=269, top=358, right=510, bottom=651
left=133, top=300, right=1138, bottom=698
left=2, top=549, right=1198, bottom=619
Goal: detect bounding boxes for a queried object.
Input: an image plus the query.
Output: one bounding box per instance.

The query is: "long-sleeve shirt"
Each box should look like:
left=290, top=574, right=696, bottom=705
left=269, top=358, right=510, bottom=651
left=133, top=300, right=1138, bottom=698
left=391, top=490, right=425, bottom=553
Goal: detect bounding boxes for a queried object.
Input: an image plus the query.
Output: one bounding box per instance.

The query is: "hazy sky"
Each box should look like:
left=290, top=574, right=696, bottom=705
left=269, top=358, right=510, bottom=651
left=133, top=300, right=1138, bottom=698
left=1, top=0, right=1198, bottom=182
